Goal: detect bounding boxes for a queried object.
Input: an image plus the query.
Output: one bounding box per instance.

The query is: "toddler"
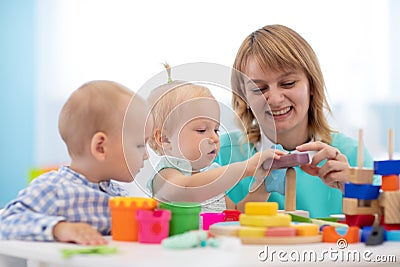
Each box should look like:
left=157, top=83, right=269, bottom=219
left=0, top=80, right=153, bottom=245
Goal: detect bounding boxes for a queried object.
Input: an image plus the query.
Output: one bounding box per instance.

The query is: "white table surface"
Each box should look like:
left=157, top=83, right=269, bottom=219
left=0, top=236, right=399, bottom=267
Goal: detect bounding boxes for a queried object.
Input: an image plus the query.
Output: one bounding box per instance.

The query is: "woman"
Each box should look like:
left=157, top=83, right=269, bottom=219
left=216, top=24, right=379, bottom=218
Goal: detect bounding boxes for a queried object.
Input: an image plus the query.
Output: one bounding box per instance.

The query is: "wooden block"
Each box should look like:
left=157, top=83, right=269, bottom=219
left=322, top=226, right=360, bottom=243
left=238, top=226, right=267, bottom=238
left=263, top=153, right=310, bottom=170
left=342, top=198, right=379, bottom=215
left=348, top=168, right=374, bottom=184
left=345, top=214, right=375, bottom=228
left=381, top=175, right=400, bottom=191
left=209, top=221, right=240, bottom=237
left=285, top=167, right=296, bottom=211
left=374, top=159, right=400, bottom=175
left=265, top=227, right=297, bottom=237
left=245, top=202, right=278, bottom=216
left=292, top=223, right=320, bottom=236
left=241, top=235, right=322, bottom=245
left=344, top=183, right=380, bottom=200
left=239, top=213, right=291, bottom=227
left=379, top=191, right=400, bottom=224
left=279, top=209, right=310, bottom=218
left=386, top=230, right=400, bottom=241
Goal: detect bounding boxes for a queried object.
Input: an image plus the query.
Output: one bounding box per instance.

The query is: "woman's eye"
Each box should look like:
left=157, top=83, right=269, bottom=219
left=214, top=129, right=220, bottom=134
left=137, top=144, right=145, bottom=148
left=196, top=129, right=206, bottom=133
left=282, top=81, right=296, bottom=88
left=250, top=87, right=267, bottom=94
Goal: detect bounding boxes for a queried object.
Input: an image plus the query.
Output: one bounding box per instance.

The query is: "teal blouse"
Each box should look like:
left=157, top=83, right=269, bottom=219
left=215, top=131, right=380, bottom=218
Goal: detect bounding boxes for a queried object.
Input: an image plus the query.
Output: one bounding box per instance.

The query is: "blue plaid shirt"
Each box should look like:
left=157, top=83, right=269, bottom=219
left=0, top=166, right=127, bottom=241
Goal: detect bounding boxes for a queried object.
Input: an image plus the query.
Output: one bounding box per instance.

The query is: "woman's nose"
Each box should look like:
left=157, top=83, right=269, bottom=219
left=265, top=87, right=284, bottom=104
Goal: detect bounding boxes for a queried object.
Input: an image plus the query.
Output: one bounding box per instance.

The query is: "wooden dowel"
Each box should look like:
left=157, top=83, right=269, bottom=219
left=285, top=167, right=296, bottom=211
left=389, top=128, right=394, bottom=160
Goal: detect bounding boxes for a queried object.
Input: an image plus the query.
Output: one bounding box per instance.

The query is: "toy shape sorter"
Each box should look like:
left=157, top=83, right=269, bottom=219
left=109, top=197, right=158, bottom=242
left=210, top=202, right=328, bottom=244
left=374, top=129, right=400, bottom=241
left=263, top=152, right=311, bottom=218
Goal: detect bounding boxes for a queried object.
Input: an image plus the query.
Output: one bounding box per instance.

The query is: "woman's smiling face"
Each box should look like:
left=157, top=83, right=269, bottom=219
left=244, top=58, right=310, bottom=140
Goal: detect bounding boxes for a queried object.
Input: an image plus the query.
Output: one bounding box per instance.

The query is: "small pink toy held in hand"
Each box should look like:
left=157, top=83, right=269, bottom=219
left=263, top=153, right=310, bottom=170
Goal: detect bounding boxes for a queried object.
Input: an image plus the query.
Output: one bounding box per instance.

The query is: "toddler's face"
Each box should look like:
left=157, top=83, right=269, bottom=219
left=165, top=97, right=220, bottom=172
left=177, top=118, right=220, bottom=171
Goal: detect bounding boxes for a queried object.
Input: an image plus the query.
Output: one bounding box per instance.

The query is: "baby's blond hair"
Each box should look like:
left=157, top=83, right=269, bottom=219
left=58, top=80, right=133, bottom=158
left=147, top=81, right=214, bottom=155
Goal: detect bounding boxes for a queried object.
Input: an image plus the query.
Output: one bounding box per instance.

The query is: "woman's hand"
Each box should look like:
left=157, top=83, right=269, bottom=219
left=296, top=141, right=350, bottom=191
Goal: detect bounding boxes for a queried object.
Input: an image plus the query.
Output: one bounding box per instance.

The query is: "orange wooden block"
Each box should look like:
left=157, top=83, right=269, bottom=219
left=348, top=168, right=374, bottom=184
left=379, top=191, right=400, bottom=224
left=381, top=175, right=400, bottom=191
left=322, top=226, right=360, bottom=243
left=292, top=224, right=319, bottom=236
left=342, top=198, right=379, bottom=215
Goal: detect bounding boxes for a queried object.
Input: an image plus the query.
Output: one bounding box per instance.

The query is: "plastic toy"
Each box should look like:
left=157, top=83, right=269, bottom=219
left=109, top=197, right=157, bottom=241
left=159, top=202, right=201, bottom=236
left=223, top=209, right=241, bottom=221
left=322, top=226, right=360, bottom=243
left=161, top=230, right=218, bottom=249
left=200, top=212, right=225, bottom=230
left=136, top=209, right=171, bottom=244
left=61, top=246, right=117, bottom=259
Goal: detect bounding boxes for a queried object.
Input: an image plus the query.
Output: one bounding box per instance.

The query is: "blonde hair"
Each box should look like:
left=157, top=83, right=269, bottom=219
left=232, top=24, right=333, bottom=146
left=147, top=80, right=214, bottom=155
left=58, top=80, right=133, bottom=157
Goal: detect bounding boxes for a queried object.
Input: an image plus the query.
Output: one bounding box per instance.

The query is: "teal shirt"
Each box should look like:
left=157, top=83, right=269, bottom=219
left=215, top=131, right=379, bottom=218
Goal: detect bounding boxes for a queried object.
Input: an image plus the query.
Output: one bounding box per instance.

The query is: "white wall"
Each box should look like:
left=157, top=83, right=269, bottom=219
left=34, top=0, right=399, bottom=196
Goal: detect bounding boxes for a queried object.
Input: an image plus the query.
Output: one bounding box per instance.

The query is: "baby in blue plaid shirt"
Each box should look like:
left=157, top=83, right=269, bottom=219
left=0, top=80, right=153, bottom=245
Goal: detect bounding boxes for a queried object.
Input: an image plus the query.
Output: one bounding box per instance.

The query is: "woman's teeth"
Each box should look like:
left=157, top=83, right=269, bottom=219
left=270, top=106, right=291, bottom=116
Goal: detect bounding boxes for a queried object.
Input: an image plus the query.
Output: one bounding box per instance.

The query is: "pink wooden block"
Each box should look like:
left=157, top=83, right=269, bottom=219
left=265, top=227, right=297, bottom=237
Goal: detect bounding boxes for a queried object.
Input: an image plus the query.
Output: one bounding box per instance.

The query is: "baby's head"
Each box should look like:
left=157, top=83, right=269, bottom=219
left=148, top=81, right=220, bottom=172
left=59, top=80, right=152, bottom=182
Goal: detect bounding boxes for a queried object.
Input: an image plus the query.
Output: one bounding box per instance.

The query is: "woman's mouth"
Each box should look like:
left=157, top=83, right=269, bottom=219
left=267, top=106, right=293, bottom=117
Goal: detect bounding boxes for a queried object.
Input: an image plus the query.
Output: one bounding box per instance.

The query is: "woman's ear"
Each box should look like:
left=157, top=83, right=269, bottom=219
left=154, top=128, right=171, bottom=150
left=90, top=132, right=107, bottom=161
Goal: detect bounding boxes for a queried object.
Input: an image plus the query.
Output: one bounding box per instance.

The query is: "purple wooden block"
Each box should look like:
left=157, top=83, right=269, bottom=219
left=263, top=153, right=310, bottom=170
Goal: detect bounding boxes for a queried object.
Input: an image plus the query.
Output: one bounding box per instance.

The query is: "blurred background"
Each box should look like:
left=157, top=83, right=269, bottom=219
left=1, top=0, right=399, bottom=207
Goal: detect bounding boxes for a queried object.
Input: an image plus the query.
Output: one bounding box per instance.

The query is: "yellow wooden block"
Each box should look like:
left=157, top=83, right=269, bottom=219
left=342, top=197, right=379, bottom=215
left=292, top=223, right=320, bottom=236
left=348, top=168, right=374, bottom=184
left=238, top=226, right=267, bottom=238
left=239, top=213, right=291, bottom=227
left=245, top=202, right=278, bottom=216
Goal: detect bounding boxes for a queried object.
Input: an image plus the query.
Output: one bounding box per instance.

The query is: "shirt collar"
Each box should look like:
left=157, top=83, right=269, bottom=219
left=58, top=165, right=111, bottom=191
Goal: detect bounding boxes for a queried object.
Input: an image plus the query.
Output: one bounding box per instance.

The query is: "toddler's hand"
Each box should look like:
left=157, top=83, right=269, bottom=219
left=53, top=221, right=108, bottom=245
left=246, top=149, right=286, bottom=192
